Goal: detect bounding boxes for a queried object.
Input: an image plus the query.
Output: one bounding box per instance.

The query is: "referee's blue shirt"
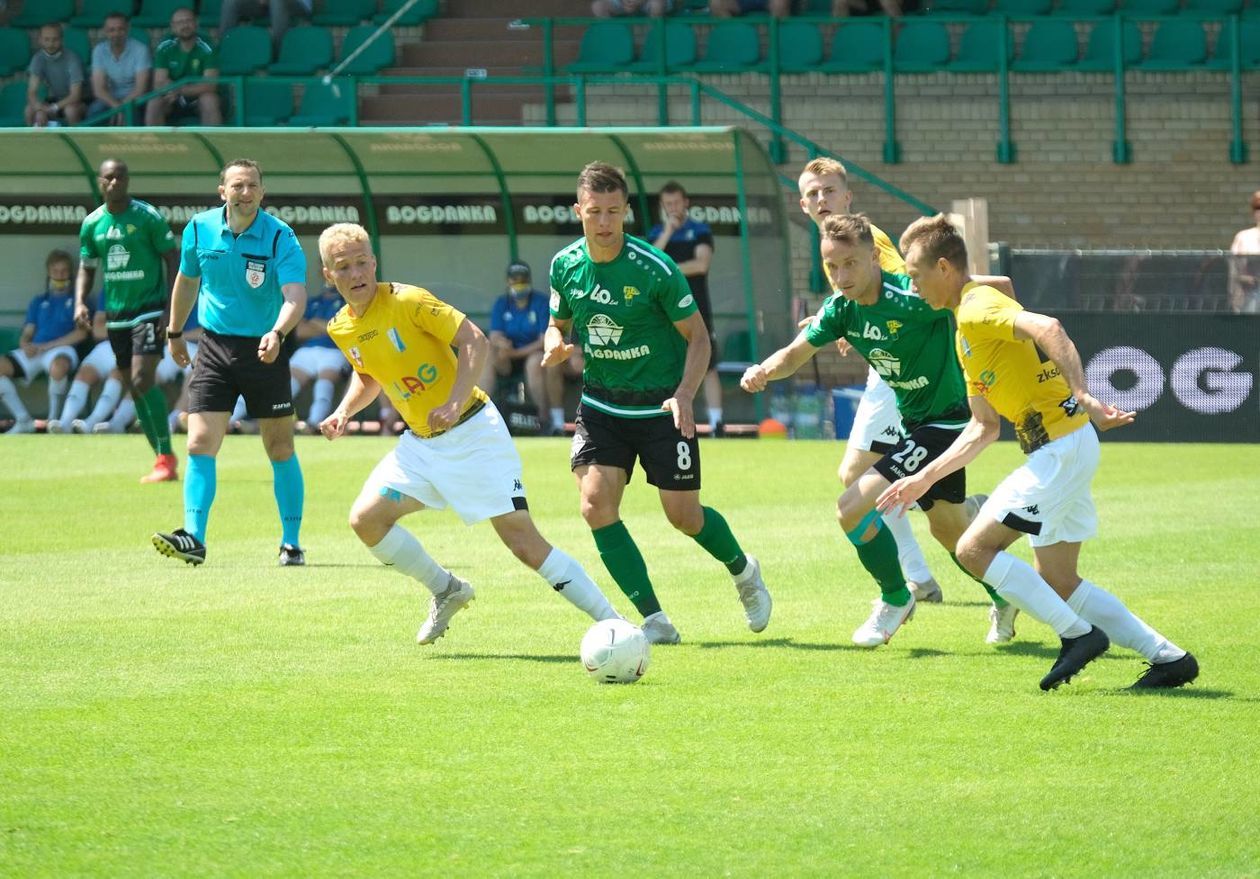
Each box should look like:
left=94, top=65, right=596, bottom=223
left=180, top=206, right=307, bottom=337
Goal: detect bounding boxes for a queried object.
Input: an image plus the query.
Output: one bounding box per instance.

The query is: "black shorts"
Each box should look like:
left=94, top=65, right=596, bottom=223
left=187, top=331, right=293, bottom=418
left=571, top=402, right=701, bottom=490
left=108, top=315, right=164, bottom=363
left=873, top=424, right=967, bottom=511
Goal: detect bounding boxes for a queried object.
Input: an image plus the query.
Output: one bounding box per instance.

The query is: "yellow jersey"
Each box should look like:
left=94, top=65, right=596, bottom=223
left=871, top=222, right=906, bottom=274
left=954, top=282, right=1088, bottom=453
left=327, top=282, right=489, bottom=438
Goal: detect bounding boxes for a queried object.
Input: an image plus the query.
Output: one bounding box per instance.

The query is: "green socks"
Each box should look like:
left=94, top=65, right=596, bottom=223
left=592, top=521, right=660, bottom=617
left=690, top=506, right=747, bottom=576
left=847, top=512, right=910, bottom=607
left=133, top=386, right=172, bottom=455
left=951, top=552, right=1008, bottom=607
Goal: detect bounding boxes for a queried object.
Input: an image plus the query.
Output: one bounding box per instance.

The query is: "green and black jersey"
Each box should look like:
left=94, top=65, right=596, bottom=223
left=79, top=198, right=176, bottom=328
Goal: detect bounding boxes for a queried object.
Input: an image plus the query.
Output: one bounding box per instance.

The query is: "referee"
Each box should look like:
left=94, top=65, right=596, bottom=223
left=152, top=158, right=308, bottom=567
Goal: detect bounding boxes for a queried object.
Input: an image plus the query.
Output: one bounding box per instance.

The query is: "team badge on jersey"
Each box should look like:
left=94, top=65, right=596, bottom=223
left=623, top=286, right=640, bottom=302
left=245, top=259, right=267, bottom=289
left=387, top=327, right=406, bottom=353
left=867, top=348, right=901, bottom=377
left=586, top=314, right=623, bottom=346
left=348, top=346, right=363, bottom=369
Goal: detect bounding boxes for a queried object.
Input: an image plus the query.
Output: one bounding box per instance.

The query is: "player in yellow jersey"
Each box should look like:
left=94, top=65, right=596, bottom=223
left=316, top=223, right=621, bottom=645
left=879, top=215, right=1198, bottom=689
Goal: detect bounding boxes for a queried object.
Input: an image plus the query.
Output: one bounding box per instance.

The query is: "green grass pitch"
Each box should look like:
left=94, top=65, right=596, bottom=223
left=1, top=435, right=1257, bottom=876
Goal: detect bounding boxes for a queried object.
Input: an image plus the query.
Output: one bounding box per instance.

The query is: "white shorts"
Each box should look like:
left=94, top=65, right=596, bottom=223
left=80, top=340, right=117, bottom=376
left=365, top=400, right=525, bottom=526
left=8, top=344, right=79, bottom=384
left=979, top=424, right=1100, bottom=548
left=290, top=345, right=347, bottom=376
left=848, top=368, right=904, bottom=453
left=156, top=341, right=199, bottom=384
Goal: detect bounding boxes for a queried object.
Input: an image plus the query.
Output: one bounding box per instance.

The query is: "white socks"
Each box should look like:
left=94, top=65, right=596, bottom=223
left=550, top=406, right=565, bottom=431
left=230, top=395, right=248, bottom=422
left=0, top=376, right=31, bottom=420
left=48, top=376, right=68, bottom=421
left=884, top=512, right=933, bottom=584
left=708, top=407, right=722, bottom=430
left=60, top=380, right=91, bottom=422
left=1067, top=579, right=1184, bottom=663
left=983, top=551, right=1092, bottom=639
left=308, top=378, right=335, bottom=427
left=85, top=378, right=123, bottom=427
left=112, top=396, right=137, bottom=432
left=537, top=547, right=620, bottom=621
left=368, top=525, right=452, bottom=596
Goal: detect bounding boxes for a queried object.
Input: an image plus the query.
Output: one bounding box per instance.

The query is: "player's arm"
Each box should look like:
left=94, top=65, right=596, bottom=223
left=18, top=321, right=36, bottom=355
left=877, top=394, right=1002, bottom=515
left=662, top=311, right=710, bottom=439
left=322, top=370, right=381, bottom=440
left=1228, top=235, right=1253, bottom=313
left=740, top=330, right=819, bottom=393
left=74, top=261, right=97, bottom=329
left=428, top=318, right=488, bottom=434
left=674, top=242, right=713, bottom=278
left=974, top=274, right=1015, bottom=299
left=541, top=316, right=574, bottom=367
left=152, top=66, right=172, bottom=99
left=1013, top=311, right=1135, bottom=431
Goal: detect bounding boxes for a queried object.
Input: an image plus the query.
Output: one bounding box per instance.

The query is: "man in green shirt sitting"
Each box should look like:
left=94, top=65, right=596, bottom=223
left=145, top=6, right=222, bottom=126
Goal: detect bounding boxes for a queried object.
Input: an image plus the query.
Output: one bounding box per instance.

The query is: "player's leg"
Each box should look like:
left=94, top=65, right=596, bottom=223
left=0, top=352, right=34, bottom=432
left=44, top=350, right=75, bottom=426
left=702, top=367, right=722, bottom=434
left=521, top=350, right=550, bottom=429
left=244, top=340, right=304, bottom=563
left=490, top=510, right=620, bottom=622
left=838, top=467, right=919, bottom=646
left=83, top=361, right=124, bottom=433
left=133, top=341, right=177, bottom=482
left=198, top=90, right=222, bottom=126
left=50, top=357, right=101, bottom=432
left=307, top=358, right=341, bottom=430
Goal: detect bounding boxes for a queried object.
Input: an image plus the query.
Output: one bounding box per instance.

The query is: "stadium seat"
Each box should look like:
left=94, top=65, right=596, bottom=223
left=1075, top=18, right=1143, bottom=70
left=270, top=25, right=335, bottom=75
left=63, top=27, right=92, bottom=70
left=819, top=21, right=887, bottom=74
left=201, top=0, right=225, bottom=20
left=775, top=22, right=825, bottom=73
left=687, top=22, right=762, bottom=73
left=1054, top=0, right=1116, bottom=13
left=1012, top=18, right=1079, bottom=70
left=921, top=0, right=991, bottom=14
left=1206, top=17, right=1260, bottom=68
left=949, top=20, right=1016, bottom=71
left=0, top=81, right=27, bottom=127
left=566, top=22, right=635, bottom=73
left=71, top=0, right=133, bottom=29
left=132, top=0, right=185, bottom=28
left=628, top=22, right=698, bottom=72
left=241, top=79, right=294, bottom=126
left=1183, top=0, right=1242, bottom=11
left=894, top=20, right=951, bottom=72
left=0, top=27, right=31, bottom=78
left=313, top=0, right=379, bottom=26
left=375, top=0, right=440, bottom=26
left=289, top=77, right=354, bottom=126
left=218, top=25, right=273, bottom=75
left=11, top=0, right=74, bottom=28
left=338, top=25, right=397, bottom=75
left=1120, top=0, right=1181, bottom=14
left=994, top=0, right=1053, bottom=13
left=1140, top=19, right=1207, bottom=68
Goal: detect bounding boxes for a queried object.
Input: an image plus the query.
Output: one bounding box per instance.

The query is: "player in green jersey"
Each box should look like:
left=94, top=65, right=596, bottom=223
left=75, top=158, right=180, bottom=483
left=742, top=213, right=977, bottom=648
left=542, top=161, right=771, bottom=645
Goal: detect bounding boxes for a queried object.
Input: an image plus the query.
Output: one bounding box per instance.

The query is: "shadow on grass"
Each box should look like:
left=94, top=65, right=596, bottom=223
left=696, top=638, right=869, bottom=653
left=428, top=653, right=574, bottom=664
left=1112, top=687, right=1236, bottom=700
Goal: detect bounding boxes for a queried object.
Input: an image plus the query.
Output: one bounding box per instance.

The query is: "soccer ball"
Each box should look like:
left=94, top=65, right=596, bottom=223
left=580, top=619, right=650, bottom=684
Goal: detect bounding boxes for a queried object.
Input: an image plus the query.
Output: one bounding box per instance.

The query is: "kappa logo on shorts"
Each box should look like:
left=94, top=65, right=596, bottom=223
left=1023, top=504, right=1040, bottom=515
left=513, top=479, right=523, bottom=492
left=245, top=259, right=267, bottom=289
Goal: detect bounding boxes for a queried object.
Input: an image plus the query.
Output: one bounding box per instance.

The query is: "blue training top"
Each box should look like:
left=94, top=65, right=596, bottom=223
left=299, top=289, right=345, bottom=350
left=179, top=206, right=306, bottom=337
left=25, top=291, right=77, bottom=345
left=489, top=290, right=550, bottom=349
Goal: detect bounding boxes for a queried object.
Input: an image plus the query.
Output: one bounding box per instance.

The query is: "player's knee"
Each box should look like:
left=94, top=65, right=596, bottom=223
left=49, top=358, right=72, bottom=380
left=836, top=489, right=868, bottom=532
left=663, top=503, right=701, bottom=534
left=954, top=535, right=989, bottom=579
left=349, top=505, right=388, bottom=545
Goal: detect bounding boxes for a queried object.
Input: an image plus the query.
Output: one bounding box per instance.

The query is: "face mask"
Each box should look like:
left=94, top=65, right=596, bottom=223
left=509, top=283, right=531, bottom=298
left=49, top=278, right=70, bottom=293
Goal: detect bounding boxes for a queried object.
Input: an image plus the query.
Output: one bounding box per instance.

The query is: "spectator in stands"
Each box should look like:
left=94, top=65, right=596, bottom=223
left=25, top=23, right=86, bottom=128
left=712, top=0, right=792, bottom=15
left=0, top=250, right=86, bottom=434
left=146, top=7, right=223, bottom=126
left=592, top=0, right=671, bottom=17
left=1228, top=189, right=1260, bottom=315
left=483, top=261, right=579, bottom=436
left=830, top=0, right=903, bottom=17
left=220, top=0, right=312, bottom=50
left=649, top=181, right=724, bottom=434
left=88, top=14, right=152, bottom=126
left=290, top=283, right=348, bottom=433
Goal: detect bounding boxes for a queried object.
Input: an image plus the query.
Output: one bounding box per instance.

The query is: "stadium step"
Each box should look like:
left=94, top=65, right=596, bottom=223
left=444, top=0, right=589, bottom=18
left=400, top=39, right=544, bottom=68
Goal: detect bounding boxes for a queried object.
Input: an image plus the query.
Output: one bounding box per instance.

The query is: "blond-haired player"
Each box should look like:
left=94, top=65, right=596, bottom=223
left=879, top=215, right=1198, bottom=689
left=317, top=223, right=621, bottom=644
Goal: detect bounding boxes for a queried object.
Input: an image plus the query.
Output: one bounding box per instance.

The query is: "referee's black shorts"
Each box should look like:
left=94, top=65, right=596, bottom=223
left=187, top=330, right=294, bottom=418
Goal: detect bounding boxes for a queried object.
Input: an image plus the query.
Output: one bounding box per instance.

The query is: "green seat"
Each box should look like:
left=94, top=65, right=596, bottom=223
left=949, top=20, right=1015, bottom=71
left=921, top=0, right=991, bottom=13
left=0, top=81, right=27, bottom=127
left=894, top=20, right=951, bottom=71
left=819, top=21, right=887, bottom=73
left=270, top=25, right=334, bottom=75
left=201, top=0, right=225, bottom=20
left=566, top=22, right=635, bottom=73
left=0, top=28, right=31, bottom=78
left=1183, top=0, right=1242, bottom=11
left=289, top=77, right=354, bottom=126
left=1140, top=19, right=1206, bottom=68
left=687, top=22, right=762, bottom=72
left=1075, top=18, right=1142, bottom=70
left=338, top=24, right=396, bottom=75
left=63, top=27, right=92, bottom=69
left=241, top=79, right=294, bottom=126
left=994, top=0, right=1053, bottom=13
left=314, top=0, right=378, bottom=26
left=1012, top=18, right=1079, bottom=70
left=1120, top=0, right=1181, bottom=13
left=71, top=0, right=132, bottom=29
left=133, top=0, right=185, bottom=28
left=1054, top=0, right=1115, bottom=13
left=375, top=0, right=440, bottom=26
left=776, top=22, right=824, bottom=72
left=628, top=22, right=698, bottom=71
left=11, top=0, right=74, bottom=28
left=218, top=25, right=273, bottom=75
left=1206, top=17, right=1260, bottom=68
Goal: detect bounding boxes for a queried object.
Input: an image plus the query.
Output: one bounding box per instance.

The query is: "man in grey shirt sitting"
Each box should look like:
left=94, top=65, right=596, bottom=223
left=89, top=13, right=152, bottom=125
left=26, top=23, right=86, bottom=127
